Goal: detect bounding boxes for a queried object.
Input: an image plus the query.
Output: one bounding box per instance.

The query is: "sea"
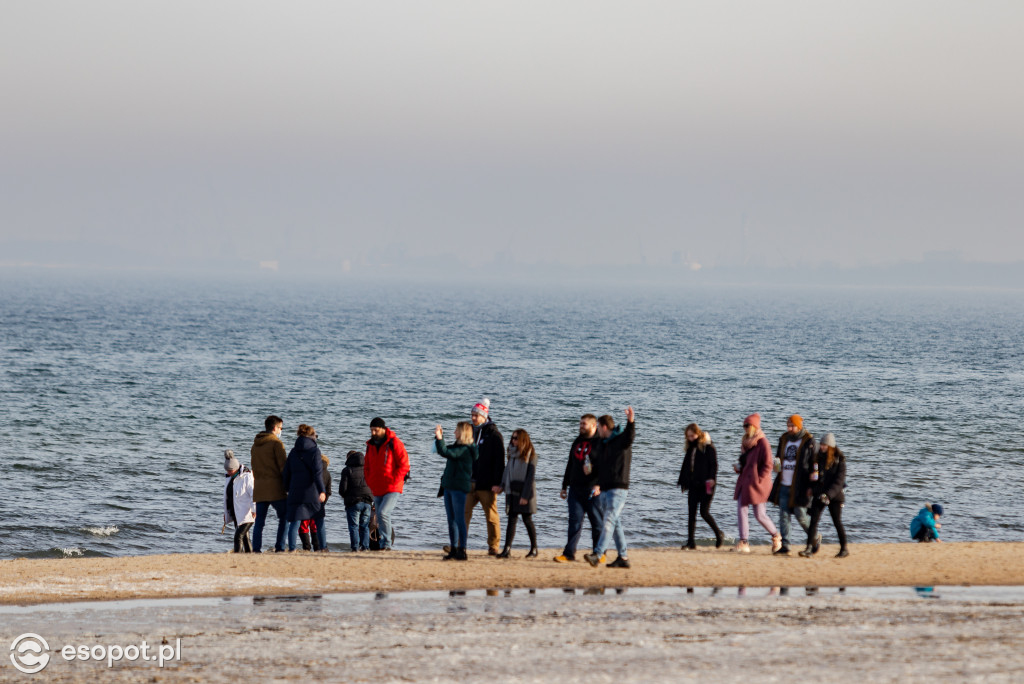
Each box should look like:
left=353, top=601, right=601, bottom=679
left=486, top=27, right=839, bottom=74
left=2, top=272, right=1022, bottom=559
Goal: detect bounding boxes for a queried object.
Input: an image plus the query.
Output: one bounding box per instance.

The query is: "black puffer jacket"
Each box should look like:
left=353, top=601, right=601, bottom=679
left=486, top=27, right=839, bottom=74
left=810, top=449, right=847, bottom=504
left=594, top=421, right=635, bottom=490
left=471, top=420, right=505, bottom=490
left=339, top=451, right=373, bottom=508
left=677, top=437, right=717, bottom=492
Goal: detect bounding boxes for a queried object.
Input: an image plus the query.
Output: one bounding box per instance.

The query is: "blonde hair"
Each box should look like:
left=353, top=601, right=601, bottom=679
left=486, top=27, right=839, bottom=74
left=455, top=422, right=474, bottom=446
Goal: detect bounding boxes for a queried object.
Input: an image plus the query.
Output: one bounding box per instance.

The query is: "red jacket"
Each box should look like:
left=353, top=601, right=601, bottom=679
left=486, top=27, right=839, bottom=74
left=364, top=429, right=410, bottom=496
left=733, top=436, right=774, bottom=506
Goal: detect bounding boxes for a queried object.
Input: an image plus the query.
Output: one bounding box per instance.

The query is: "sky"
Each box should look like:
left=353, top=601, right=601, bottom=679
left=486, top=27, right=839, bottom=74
left=1, top=2, right=1022, bottom=275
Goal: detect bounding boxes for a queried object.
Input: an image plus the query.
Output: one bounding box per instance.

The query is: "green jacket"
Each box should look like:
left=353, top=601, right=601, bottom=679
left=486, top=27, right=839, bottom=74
left=436, top=439, right=478, bottom=493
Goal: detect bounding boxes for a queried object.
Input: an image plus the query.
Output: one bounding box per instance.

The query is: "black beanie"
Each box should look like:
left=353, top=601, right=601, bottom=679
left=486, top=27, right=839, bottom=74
left=370, top=417, right=386, bottom=429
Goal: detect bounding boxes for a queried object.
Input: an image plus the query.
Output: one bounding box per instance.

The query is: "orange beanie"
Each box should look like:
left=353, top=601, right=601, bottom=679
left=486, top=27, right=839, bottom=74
left=788, top=414, right=803, bottom=430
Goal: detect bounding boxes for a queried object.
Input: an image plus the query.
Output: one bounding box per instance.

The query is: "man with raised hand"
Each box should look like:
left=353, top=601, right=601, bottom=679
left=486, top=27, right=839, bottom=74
left=585, top=406, right=636, bottom=569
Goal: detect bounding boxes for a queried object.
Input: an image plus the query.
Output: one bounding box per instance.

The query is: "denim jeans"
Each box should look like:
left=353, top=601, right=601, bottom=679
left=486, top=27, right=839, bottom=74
left=778, top=484, right=810, bottom=547
left=594, top=488, right=629, bottom=557
left=346, top=502, right=371, bottom=551
left=253, top=499, right=287, bottom=552
left=444, top=489, right=469, bottom=550
left=286, top=519, right=303, bottom=551
left=564, top=487, right=603, bottom=558
left=373, top=492, right=400, bottom=550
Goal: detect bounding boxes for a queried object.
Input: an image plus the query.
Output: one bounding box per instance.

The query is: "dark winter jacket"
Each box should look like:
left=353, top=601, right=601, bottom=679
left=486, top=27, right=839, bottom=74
left=770, top=430, right=817, bottom=508
left=282, top=436, right=325, bottom=522
left=339, top=451, right=373, bottom=508
left=678, top=435, right=718, bottom=494
left=810, top=448, right=846, bottom=504
left=562, top=434, right=599, bottom=491
left=593, top=421, right=635, bottom=490
left=471, top=420, right=505, bottom=490
left=436, top=439, right=479, bottom=493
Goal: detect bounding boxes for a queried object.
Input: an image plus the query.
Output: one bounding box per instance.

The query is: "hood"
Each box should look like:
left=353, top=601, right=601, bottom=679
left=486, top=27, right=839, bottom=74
left=346, top=451, right=365, bottom=467
left=602, top=425, right=624, bottom=443
left=293, top=435, right=318, bottom=452
left=253, top=431, right=281, bottom=447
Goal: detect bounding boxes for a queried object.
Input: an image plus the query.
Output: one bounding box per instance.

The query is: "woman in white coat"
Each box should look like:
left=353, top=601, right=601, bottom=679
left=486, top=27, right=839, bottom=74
left=224, top=449, right=257, bottom=552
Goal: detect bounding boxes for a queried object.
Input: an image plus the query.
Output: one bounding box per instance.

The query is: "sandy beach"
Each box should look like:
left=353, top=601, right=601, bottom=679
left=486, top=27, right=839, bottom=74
left=2, top=542, right=1022, bottom=606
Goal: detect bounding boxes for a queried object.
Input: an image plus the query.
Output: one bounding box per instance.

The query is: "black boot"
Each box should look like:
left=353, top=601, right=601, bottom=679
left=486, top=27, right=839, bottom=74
left=836, top=547, right=849, bottom=558
left=496, top=547, right=511, bottom=559
left=299, top=531, right=312, bottom=551
left=526, top=547, right=538, bottom=558
left=682, top=540, right=697, bottom=550
left=455, top=547, right=468, bottom=561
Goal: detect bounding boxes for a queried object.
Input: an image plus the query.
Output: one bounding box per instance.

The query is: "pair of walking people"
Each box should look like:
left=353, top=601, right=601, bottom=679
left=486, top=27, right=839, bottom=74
left=552, top=408, right=635, bottom=569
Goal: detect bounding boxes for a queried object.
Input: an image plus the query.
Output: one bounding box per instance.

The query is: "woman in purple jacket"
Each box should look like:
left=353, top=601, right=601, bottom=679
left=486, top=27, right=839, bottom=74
left=732, top=413, right=782, bottom=554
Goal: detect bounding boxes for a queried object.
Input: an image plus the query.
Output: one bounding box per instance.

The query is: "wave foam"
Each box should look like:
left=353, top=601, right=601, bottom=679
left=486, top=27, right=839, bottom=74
left=60, top=547, right=86, bottom=557
left=81, top=526, right=120, bottom=537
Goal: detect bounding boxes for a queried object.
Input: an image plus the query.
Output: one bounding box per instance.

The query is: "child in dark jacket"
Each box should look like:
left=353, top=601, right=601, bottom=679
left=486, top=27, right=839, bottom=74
left=340, top=450, right=373, bottom=551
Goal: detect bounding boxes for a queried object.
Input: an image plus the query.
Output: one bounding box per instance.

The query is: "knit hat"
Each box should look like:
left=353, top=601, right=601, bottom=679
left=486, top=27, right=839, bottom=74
left=370, top=417, right=386, bottom=430
left=224, top=449, right=240, bottom=473
left=472, top=397, right=491, bottom=418
left=821, top=433, right=836, bottom=448
left=743, top=413, right=761, bottom=429
left=930, top=503, right=944, bottom=516
left=788, top=414, right=803, bottom=430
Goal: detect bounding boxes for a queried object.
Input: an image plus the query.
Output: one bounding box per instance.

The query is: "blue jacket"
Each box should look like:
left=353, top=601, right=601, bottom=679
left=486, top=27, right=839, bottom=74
left=910, top=507, right=940, bottom=540
left=282, top=436, right=326, bottom=522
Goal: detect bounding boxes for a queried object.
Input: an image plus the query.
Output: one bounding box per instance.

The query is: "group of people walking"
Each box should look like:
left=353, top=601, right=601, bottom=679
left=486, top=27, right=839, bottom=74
left=222, top=403, right=852, bottom=562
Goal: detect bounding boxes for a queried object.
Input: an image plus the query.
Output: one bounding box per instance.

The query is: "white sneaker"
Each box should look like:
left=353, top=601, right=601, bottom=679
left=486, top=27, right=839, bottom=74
left=732, top=540, right=751, bottom=553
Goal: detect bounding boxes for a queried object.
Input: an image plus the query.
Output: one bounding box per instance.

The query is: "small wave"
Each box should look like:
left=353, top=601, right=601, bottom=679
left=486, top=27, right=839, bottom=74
left=81, top=525, right=120, bottom=537
left=61, top=547, right=86, bottom=557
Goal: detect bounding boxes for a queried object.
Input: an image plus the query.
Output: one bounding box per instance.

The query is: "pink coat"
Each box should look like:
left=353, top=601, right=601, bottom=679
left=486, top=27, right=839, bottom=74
left=733, top=436, right=774, bottom=506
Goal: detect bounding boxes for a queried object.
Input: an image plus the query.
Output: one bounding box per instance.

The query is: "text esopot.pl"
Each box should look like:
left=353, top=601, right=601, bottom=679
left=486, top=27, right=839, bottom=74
left=9, top=634, right=182, bottom=674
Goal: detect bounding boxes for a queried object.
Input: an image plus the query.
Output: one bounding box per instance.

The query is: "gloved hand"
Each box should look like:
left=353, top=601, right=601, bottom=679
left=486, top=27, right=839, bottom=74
left=819, top=494, right=830, bottom=505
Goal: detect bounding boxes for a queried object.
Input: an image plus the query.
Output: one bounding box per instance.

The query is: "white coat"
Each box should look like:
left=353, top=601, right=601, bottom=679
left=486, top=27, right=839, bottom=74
left=224, top=466, right=257, bottom=526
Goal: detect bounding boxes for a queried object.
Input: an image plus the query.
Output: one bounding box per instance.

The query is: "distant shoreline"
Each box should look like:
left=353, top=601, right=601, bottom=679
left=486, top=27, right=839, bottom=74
left=2, top=542, right=1022, bottom=607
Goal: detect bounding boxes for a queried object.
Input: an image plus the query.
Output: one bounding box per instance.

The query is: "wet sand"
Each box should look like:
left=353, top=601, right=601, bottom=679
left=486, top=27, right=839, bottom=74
left=4, top=587, right=1024, bottom=682
left=2, top=542, right=1023, bottom=606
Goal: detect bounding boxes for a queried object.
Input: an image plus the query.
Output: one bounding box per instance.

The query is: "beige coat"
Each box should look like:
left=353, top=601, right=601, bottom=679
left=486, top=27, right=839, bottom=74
left=250, top=431, right=287, bottom=502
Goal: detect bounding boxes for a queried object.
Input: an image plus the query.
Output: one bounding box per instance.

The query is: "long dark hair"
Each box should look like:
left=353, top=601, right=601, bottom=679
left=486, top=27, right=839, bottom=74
left=510, top=429, right=537, bottom=464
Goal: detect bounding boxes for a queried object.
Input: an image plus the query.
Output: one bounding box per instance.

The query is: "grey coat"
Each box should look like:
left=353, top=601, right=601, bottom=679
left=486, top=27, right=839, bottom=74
left=501, top=455, right=537, bottom=515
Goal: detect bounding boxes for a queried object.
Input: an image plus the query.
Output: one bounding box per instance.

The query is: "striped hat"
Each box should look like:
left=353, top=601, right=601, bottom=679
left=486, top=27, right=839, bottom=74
left=472, top=397, right=491, bottom=418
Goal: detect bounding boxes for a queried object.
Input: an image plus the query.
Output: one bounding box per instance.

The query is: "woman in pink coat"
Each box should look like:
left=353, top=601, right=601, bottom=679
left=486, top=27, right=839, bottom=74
left=732, top=413, right=782, bottom=553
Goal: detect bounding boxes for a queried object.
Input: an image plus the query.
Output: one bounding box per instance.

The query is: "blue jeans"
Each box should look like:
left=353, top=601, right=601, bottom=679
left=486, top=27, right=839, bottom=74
left=443, top=489, right=469, bottom=550
left=286, top=519, right=303, bottom=551
left=778, top=484, right=811, bottom=547
left=373, top=493, right=400, bottom=550
left=564, top=487, right=603, bottom=558
left=594, top=489, right=629, bottom=558
left=253, top=499, right=287, bottom=553
left=346, top=502, right=371, bottom=551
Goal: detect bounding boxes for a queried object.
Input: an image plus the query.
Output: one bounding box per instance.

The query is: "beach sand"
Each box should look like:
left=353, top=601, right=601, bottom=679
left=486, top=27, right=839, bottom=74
left=2, top=542, right=1022, bottom=606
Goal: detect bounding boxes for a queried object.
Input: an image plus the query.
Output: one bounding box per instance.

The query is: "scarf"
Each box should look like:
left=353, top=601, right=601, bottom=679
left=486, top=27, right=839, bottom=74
left=742, top=428, right=766, bottom=453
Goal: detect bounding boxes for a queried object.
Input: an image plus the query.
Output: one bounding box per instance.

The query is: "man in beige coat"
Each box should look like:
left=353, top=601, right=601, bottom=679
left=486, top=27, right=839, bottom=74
left=251, top=415, right=288, bottom=553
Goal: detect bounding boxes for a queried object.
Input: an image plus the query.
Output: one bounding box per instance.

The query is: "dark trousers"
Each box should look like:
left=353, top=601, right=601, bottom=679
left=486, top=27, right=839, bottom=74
left=253, top=499, right=287, bottom=552
left=686, top=489, right=723, bottom=545
left=505, top=512, right=537, bottom=550
left=233, top=522, right=253, bottom=552
left=807, top=498, right=847, bottom=549
left=913, top=526, right=937, bottom=542
left=563, top=487, right=603, bottom=558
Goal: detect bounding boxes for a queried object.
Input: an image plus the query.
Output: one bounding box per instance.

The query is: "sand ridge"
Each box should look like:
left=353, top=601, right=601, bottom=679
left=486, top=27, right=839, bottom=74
left=1, top=542, right=1022, bottom=606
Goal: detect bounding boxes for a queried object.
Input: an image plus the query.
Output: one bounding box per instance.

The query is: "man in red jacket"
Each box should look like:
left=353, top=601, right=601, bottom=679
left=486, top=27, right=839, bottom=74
left=363, top=417, right=410, bottom=551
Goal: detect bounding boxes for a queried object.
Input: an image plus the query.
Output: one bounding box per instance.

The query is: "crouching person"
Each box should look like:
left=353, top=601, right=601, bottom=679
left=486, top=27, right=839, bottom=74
left=224, top=449, right=257, bottom=552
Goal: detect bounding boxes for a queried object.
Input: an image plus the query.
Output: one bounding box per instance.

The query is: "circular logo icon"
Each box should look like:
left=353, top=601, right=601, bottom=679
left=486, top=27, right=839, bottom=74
left=10, top=633, right=50, bottom=674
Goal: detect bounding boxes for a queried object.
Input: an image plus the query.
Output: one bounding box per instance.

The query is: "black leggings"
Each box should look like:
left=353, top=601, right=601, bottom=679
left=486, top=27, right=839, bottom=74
left=234, top=522, right=253, bottom=553
left=807, top=499, right=847, bottom=548
left=505, top=513, right=537, bottom=550
left=687, top=490, right=723, bottom=544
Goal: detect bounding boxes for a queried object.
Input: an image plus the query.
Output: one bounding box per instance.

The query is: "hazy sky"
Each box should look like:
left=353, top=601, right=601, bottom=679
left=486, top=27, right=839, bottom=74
left=2, top=2, right=1022, bottom=272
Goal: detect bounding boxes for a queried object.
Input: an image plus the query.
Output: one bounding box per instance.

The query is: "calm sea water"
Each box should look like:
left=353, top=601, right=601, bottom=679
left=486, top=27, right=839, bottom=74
left=2, top=273, right=1022, bottom=559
